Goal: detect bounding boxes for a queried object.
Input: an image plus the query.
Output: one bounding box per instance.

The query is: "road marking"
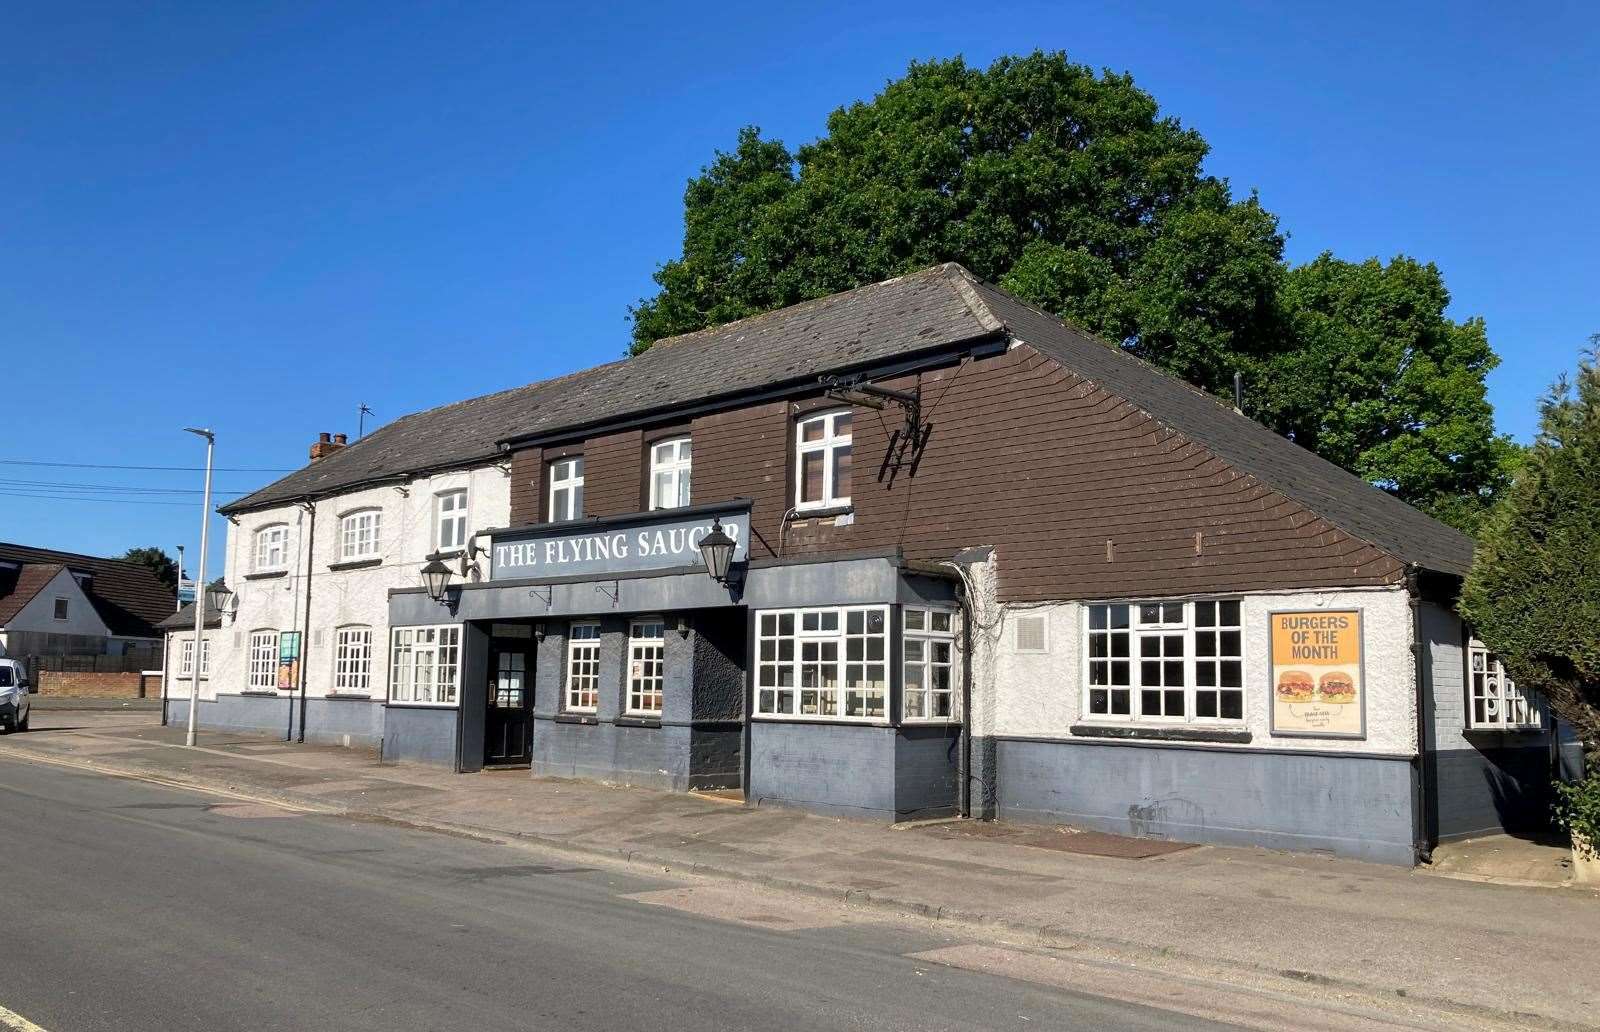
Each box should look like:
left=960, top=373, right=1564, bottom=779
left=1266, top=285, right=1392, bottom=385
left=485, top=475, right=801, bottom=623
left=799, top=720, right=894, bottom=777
left=0, top=1003, right=51, bottom=1032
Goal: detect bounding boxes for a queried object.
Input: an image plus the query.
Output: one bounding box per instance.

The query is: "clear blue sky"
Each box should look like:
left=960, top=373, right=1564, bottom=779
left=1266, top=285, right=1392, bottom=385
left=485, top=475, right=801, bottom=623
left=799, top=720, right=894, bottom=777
left=4, top=1, right=1596, bottom=579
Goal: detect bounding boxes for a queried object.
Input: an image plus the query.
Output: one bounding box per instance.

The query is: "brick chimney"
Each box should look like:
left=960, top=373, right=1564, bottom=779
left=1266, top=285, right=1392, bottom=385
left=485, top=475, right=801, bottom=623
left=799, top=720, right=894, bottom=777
left=309, top=431, right=347, bottom=461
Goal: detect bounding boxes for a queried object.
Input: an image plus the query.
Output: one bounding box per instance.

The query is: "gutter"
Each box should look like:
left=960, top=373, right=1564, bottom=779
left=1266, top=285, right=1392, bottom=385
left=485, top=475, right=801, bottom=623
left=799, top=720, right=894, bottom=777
left=1406, top=564, right=1434, bottom=863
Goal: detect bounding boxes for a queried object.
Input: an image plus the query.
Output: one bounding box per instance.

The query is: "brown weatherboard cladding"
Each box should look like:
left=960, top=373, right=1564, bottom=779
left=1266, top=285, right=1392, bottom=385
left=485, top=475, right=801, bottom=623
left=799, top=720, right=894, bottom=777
left=509, top=343, right=1401, bottom=602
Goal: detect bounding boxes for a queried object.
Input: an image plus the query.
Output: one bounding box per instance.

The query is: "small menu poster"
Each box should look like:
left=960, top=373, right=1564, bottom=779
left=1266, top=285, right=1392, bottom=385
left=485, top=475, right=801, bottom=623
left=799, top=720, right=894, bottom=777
left=1270, top=610, right=1364, bottom=738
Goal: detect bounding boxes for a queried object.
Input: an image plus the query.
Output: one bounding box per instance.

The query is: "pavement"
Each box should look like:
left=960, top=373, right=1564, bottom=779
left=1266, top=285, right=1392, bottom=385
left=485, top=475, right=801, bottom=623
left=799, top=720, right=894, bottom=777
left=4, top=710, right=1598, bottom=1030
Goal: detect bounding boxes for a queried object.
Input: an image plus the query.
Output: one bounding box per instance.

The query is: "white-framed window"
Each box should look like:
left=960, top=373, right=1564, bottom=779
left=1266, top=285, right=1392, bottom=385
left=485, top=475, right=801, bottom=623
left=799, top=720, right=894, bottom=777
left=248, top=630, right=279, bottom=691
left=1467, top=637, right=1541, bottom=730
left=549, top=457, right=584, bottom=522
left=179, top=638, right=211, bottom=677
left=904, top=607, right=958, bottom=720
left=334, top=625, right=373, bottom=694
left=435, top=489, right=468, bottom=552
left=627, top=617, right=665, bottom=714
left=388, top=625, right=460, bottom=705
left=648, top=437, right=692, bottom=510
left=795, top=409, right=853, bottom=509
left=339, top=509, right=382, bottom=561
left=254, top=524, right=289, bottom=571
left=756, top=605, right=886, bottom=720
left=566, top=622, right=601, bottom=711
left=1085, top=600, right=1243, bottom=724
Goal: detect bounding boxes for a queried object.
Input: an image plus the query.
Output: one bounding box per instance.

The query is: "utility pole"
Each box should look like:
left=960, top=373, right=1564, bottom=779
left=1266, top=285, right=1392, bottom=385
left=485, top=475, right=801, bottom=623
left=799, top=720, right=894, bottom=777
left=183, top=427, right=215, bottom=748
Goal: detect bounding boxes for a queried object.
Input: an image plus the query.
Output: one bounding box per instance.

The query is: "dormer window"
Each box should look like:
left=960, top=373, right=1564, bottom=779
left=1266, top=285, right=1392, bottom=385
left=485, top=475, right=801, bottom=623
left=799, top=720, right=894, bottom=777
left=795, top=410, right=852, bottom=509
left=649, top=437, right=692, bottom=510
left=549, top=457, right=584, bottom=522
left=254, top=524, right=289, bottom=571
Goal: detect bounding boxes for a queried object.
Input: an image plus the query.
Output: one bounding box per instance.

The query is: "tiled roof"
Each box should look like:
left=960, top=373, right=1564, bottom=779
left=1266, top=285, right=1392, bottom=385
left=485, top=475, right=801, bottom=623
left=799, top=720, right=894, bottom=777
left=0, top=543, right=177, bottom=638
left=159, top=600, right=222, bottom=632
left=0, top=564, right=67, bottom=627
left=217, top=263, right=1472, bottom=576
left=220, top=265, right=998, bottom=514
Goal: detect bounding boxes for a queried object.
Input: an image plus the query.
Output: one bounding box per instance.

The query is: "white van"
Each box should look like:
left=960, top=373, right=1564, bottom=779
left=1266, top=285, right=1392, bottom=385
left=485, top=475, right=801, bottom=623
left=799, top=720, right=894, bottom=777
left=0, top=658, right=32, bottom=733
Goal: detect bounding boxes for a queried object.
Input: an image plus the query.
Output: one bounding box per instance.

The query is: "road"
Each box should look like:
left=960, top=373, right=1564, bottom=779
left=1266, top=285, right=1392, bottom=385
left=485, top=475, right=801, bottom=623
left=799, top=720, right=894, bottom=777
left=0, top=755, right=1233, bottom=1032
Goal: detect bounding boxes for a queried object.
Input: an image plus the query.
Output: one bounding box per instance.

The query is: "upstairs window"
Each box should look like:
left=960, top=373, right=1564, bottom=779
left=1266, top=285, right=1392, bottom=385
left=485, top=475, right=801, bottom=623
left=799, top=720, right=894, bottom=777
left=1085, top=600, right=1243, bottom=724
left=1468, top=637, right=1542, bottom=730
left=648, top=437, right=692, bottom=510
left=53, top=597, right=69, bottom=621
left=254, top=524, right=288, bottom=571
left=795, top=410, right=852, bottom=510
left=435, top=489, right=468, bottom=551
left=339, top=509, right=382, bottom=561
left=549, top=457, right=584, bottom=522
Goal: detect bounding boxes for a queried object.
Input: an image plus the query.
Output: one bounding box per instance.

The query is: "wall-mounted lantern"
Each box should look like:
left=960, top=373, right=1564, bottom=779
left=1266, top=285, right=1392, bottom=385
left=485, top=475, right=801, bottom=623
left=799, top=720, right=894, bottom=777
left=421, top=559, right=454, bottom=606
left=698, top=517, right=737, bottom=584
left=205, top=580, right=235, bottom=623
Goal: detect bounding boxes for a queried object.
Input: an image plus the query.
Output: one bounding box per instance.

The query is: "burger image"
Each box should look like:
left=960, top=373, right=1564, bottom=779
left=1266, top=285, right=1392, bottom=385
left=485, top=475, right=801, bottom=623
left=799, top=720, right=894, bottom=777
left=1276, top=670, right=1314, bottom=703
left=1319, top=671, right=1357, bottom=704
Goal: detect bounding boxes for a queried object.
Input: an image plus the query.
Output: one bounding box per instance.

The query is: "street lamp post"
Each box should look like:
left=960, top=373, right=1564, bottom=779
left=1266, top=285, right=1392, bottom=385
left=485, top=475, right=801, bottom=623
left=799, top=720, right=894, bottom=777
left=183, top=427, right=215, bottom=748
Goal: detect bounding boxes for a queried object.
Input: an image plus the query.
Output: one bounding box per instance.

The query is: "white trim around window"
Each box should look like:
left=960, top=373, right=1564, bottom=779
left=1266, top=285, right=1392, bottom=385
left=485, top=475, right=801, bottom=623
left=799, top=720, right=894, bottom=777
left=388, top=625, right=460, bottom=705
left=566, top=622, right=601, bottom=712
left=627, top=617, right=666, bottom=714
left=339, top=508, right=383, bottom=561
left=549, top=457, right=584, bottom=522
left=253, top=523, right=289, bottom=572
left=756, top=605, right=887, bottom=720
left=434, top=489, right=468, bottom=552
left=1467, top=637, right=1542, bottom=730
left=333, top=625, right=373, bottom=695
left=794, top=409, right=853, bottom=510
left=903, top=607, right=959, bottom=721
left=247, top=630, right=279, bottom=691
left=648, top=437, right=692, bottom=510
left=1082, top=600, right=1244, bottom=725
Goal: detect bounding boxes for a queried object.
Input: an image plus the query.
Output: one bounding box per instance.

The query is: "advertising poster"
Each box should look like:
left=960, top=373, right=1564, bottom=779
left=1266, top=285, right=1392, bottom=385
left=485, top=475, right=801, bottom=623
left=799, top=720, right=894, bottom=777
left=277, top=631, right=301, bottom=691
left=1269, top=610, right=1365, bottom=738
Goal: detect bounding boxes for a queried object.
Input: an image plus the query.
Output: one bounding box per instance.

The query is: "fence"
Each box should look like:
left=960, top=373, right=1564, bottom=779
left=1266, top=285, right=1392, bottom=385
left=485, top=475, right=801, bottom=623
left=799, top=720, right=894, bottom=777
left=25, top=648, right=164, bottom=675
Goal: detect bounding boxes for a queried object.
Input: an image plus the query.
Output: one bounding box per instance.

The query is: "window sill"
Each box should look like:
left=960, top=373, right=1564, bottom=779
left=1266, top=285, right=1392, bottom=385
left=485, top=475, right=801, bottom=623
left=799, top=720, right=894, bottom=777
left=328, top=558, right=383, bottom=572
left=555, top=712, right=600, bottom=725
left=239, top=690, right=280, bottom=698
left=790, top=504, right=854, bottom=521
left=752, top=715, right=892, bottom=728
left=385, top=701, right=459, bottom=710
left=325, top=693, right=372, bottom=701
left=244, top=570, right=288, bottom=581
left=1070, top=723, right=1252, bottom=744
left=615, top=714, right=662, bottom=728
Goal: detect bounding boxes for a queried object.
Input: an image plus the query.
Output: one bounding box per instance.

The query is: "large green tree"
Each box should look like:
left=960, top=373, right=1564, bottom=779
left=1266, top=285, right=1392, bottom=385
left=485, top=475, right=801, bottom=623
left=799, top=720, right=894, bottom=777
left=631, top=52, right=1511, bottom=529
left=121, top=546, right=178, bottom=591
left=1460, top=345, right=1600, bottom=760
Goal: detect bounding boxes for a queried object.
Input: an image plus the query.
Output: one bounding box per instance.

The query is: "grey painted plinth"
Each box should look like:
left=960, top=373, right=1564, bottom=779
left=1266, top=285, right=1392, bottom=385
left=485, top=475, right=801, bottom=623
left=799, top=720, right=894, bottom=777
left=382, top=706, right=459, bottom=766
left=748, top=721, right=959, bottom=821
left=993, top=736, right=1419, bottom=865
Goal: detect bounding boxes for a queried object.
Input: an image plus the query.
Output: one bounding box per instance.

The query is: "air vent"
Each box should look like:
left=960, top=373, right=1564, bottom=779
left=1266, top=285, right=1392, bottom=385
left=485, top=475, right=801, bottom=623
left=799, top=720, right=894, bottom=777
left=313, top=629, right=325, bottom=647
left=1014, top=614, right=1049, bottom=654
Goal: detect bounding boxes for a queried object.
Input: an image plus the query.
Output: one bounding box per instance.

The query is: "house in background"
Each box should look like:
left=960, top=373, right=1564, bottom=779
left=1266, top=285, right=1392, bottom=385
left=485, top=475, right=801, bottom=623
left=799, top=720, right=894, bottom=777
left=0, top=543, right=175, bottom=658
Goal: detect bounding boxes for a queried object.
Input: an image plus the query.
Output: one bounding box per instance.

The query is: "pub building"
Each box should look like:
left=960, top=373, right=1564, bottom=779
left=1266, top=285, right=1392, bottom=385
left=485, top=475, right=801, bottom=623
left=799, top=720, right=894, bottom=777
left=183, top=264, right=1582, bottom=866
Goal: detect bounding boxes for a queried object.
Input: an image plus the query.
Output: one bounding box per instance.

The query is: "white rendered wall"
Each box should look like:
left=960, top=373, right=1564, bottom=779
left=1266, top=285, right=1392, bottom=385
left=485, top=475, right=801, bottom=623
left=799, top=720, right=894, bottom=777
left=988, top=584, right=1417, bottom=757
left=193, top=462, right=510, bottom=703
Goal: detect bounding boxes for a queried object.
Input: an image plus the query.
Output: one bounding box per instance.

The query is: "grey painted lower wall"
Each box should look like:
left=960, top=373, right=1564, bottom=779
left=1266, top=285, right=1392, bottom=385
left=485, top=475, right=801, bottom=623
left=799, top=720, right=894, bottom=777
left=749, top=721, right=959, bottom=821
left=1434, top=737, right=1561, bottom=840
left=383, top=706, right=459, bottom=767
left=532, top=717, right=691, bottom=791
left=166, top=694, right=288, bottom=736
left=992, top=736, right=1419, bottom=865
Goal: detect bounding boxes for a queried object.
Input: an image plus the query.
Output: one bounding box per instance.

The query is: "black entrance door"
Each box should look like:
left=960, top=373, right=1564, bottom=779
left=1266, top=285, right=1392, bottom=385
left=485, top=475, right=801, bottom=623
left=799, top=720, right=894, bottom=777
left=484, top=642, right=532, bottom=767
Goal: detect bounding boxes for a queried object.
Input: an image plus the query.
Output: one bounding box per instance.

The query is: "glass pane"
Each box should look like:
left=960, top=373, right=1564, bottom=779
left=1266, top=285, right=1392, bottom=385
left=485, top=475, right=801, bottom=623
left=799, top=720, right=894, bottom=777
left=1089, top=606, right=1107, bottom=630
left=832, top=445, right=852, bottom=499
left=904, top=640, right=924, bottom=661
left=1195, top=601, right=1215, bottom=627
left=1141, top=689, right=1161, bottom=715
left=800, top=451, right=824, bottom=502
left=1196, top=693, right=1218, bottom=718
left=866, top=610, right=884, bottom=634
left=905, top=609, right=925, bottom=631
left=1139, top=604, right=1160, bottom=625
left=800, top=418, right=825, bottom=443
left=833, top=412, right=852, bottom=435
left=1220, top=600, right=1240, bottom=626
left=1090, top=688, right=1108, bottom=713
left=931, top=612, right=952, bottom=633
left=1164, top=690, right=1184, bottom=715
left=1109, top=605, right=1130, bottom=630
left=1220, top=691, right=1243, bottom=720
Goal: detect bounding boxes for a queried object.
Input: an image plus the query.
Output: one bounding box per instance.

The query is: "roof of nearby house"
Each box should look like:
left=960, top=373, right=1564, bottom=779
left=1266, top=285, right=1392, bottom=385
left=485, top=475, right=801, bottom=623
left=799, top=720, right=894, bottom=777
left=0, top=543, right=177, bottom=638
left=217, top=263, right=1473, bottom=577
left=0, top=563, right=68, bottom=627
left=159, top=601, right=222, bottom=632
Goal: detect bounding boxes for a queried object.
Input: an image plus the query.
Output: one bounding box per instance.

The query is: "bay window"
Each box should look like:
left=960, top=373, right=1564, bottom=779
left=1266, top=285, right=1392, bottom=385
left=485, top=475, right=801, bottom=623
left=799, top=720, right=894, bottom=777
left=248, top=630, right=279, bottom=691
left=389, top=625, right=460, bottom=705
left=756, top=605, right=886, bottom=719
left=795, top=410, right=852, bottom=509
left=253, top=524, right=288, bottom=572
left=648, top=438, right=692, bottom=510
left=549, top=457, right=584, bottom=522
left=339, top=509, right=382, bottom=560
left=904, top=607, right=958, bottom=720
left=627, top=618, right=665, bottom=714
left=566, top=622, right=601, bottom=711
left=1085, top=600, right=1242, bottom=723
left=1467, top=637, right=1541, bottom=730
